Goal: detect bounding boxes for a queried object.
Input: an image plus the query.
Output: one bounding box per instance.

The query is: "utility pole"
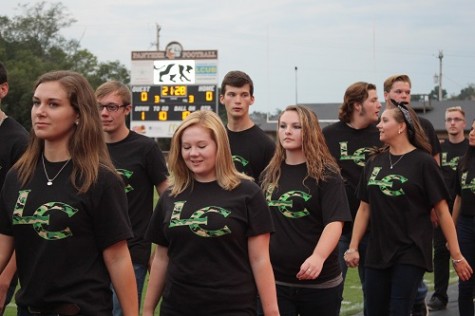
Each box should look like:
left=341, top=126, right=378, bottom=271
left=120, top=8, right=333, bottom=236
left=155, top=24, right=161, bottom=51
left=437, top=50, right=443, bottom=101
left=295, top=66, right=298, bottom=105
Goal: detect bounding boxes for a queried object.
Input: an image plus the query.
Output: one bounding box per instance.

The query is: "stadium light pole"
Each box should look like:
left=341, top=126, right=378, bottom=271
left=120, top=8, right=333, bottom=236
left=437, top=50, right=443, bottom=101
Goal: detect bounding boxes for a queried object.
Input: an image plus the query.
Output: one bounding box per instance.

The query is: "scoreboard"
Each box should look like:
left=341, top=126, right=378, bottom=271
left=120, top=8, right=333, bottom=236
left=130, top=43, right=218, bottom=138
left=131, top=85, right=216, bottom=122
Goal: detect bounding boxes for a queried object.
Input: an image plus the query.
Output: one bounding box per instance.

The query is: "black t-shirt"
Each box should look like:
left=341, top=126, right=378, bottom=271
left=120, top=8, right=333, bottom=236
left=0, top=161, right=133, bottom=315
left=107, top=131, right=168, bottom=265
left=419, top=116, right=441, bottom=156
left=357, top=149, right=449, bottom=271
left=266, top=162, right=351, bottom=285
left=322, top=121, right=381, bottom=229
left=455, top=157, right=475, bottom=217
left=227, top=125, right=275, bottom=180
left=0, top=117, right=28, bottom=188
left=146, top=179, right=274, bottom=315
left=440, top=138, right=469, bottom=204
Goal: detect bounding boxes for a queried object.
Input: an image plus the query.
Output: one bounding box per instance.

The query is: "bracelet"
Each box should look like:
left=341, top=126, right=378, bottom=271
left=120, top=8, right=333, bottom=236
left=452, top=257, right=465, bottom=265
left=344, top=248, right=358, bottom=256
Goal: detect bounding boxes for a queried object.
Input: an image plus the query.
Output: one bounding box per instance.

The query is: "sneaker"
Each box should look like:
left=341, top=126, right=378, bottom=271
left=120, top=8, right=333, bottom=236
left=411, top=301, right=429, bottom=316
left=427, top=296, right=447, bottom=311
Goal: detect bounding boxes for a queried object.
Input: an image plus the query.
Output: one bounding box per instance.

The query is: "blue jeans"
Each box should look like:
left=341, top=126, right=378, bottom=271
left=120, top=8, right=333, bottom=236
left=262, top=283, right=343, bottom=316
left=414, top=280, right=428, bottom=304
left=338, top=233, right=368, bottom=315
left=457, top=215, right=475, bottom=316
left=112, top=263, right=147, bottom=316
left=365, top=264, right=425, bottom=316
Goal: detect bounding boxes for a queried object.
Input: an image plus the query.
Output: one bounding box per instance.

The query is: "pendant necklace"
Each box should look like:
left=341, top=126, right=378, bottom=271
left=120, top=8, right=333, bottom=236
left=42, top=154, right=71, bottom=186
left=388, top=151, right=405, bottom=169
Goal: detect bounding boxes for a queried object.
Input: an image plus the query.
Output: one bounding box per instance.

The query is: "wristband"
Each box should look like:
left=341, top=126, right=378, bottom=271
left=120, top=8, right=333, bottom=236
left=452, top=257, right=465, bottom=265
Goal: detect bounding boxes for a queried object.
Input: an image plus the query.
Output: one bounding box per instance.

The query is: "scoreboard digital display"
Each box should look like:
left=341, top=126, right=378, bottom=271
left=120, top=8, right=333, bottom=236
left=130, top=45, right=218, bottom=138
left=131, top=84, right=216, bottom=122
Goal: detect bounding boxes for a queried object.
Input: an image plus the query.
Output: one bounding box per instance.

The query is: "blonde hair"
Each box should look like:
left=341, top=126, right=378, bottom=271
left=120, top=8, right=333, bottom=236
left=445, top=106, right=465, bottom=117
left=383, top=74, right=412, bottom=93
left=167, top=110, right=252, bottom=196
left=95, top=80, right=131, bottom=105
left=261, top=105, right=340, bottom=191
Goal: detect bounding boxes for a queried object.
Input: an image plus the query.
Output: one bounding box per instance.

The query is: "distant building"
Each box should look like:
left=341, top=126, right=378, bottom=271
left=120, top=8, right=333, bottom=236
left=256, top=100, right=475, bottom=141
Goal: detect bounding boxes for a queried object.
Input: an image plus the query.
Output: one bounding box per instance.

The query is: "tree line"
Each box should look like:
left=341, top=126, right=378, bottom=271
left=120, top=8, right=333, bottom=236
left=0, top=2, right=129, bottom=128
left=1, top=2, right=473, bottom=132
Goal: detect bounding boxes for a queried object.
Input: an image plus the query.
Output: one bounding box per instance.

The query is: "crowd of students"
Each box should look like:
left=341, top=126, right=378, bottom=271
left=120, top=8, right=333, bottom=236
left=1, top=62, right=475, bottom=316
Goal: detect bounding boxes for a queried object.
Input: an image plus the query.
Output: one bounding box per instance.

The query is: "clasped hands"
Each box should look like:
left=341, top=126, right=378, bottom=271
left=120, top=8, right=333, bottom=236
left=343, top=248, right=359, bottom=268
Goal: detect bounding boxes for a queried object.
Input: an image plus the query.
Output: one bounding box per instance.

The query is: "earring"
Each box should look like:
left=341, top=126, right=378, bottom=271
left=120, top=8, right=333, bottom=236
left=398, top=130, right=401, bottom=134
left=75, top=120, right=79, bottom=126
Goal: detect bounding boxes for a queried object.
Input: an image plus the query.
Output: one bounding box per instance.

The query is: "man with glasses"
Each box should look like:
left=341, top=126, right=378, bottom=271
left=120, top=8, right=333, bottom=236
left=428, top=106, right=468, bottom=311
left=95, top=81, right=168, bottom=316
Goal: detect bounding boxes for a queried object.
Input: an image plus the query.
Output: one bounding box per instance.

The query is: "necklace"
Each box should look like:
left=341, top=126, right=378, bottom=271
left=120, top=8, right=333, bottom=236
left=388, top=152, right=405, bottom=169
left=42, top=154, right=71, bottom=186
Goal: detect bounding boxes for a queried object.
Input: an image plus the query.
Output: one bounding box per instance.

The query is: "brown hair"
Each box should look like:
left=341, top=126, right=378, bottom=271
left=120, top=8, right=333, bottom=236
left=14, top=70, right=117, bottom=193
left=338, top=81, right=377, bottom=123
left=220, top=70, right=254, bottom=96
left=261, top=105, right=340, bottom=191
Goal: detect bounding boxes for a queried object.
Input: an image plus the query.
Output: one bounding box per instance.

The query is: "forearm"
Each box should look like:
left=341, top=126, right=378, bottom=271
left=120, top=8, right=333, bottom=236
left=436, top=200, right=463, bottom=259
left=0, top=235, right=14, bottom=275
left=313, top=222, right=343, bottom=260
left=248, top=234, right=279, bottom=316
left=0, top=253, right=16, bottom=289
left=349, top=201, right=370, bottom=250
left=451, top=195, right=461, bottom=225
left=143, top=245, right=168, bottom=316
left=104, top=241, right=138, bottom=316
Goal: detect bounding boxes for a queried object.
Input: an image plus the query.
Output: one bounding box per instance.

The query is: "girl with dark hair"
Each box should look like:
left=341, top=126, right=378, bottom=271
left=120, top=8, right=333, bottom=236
left=345, top=104, right=472, bottom=315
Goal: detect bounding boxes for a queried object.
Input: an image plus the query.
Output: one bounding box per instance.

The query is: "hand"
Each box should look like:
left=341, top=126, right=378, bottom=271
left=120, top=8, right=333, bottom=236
left=344, top=249, right=359, bottom=268
left=0, top=282, right=10, bottom=314
left=453, top=257, right=473, bottom=282
left=296, top=254, right=324, bottom=280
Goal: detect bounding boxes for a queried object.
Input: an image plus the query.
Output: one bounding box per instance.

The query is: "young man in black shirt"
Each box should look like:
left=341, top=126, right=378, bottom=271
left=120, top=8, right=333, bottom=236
left=0, top=61, right=28, bottom=315
left=220, top=71, right=275, bottom=181
left=96, top=81, right=169, bottom=316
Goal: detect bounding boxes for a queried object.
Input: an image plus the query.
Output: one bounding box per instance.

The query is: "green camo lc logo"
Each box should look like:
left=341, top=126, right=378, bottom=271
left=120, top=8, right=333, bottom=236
left=117, top=169, right=134, bottom=193
left=367, top=167, right=408, bottom=197
left=441, top=153, right=460, bottom=171
left=461, top=172, right=475, bottom=194
left=169, top=201, right=231, bottom=237
left=339, top=142, right=370, bottom=167
left=12, top=190, right=78, bottom=240
left=232, top=155, right=249, bottom=167
left=266, top=186, right=311, bottom=218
